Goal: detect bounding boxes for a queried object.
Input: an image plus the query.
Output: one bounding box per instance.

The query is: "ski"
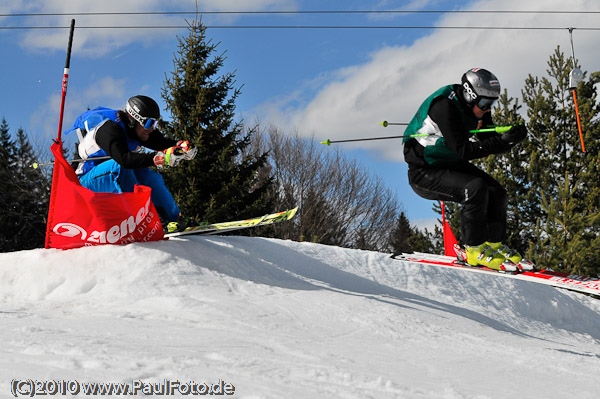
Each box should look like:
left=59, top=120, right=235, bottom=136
left=164, top=207, right=298, bottom=238
left=392, top=252, right=600, bottom=297
left=391, top=252, right=518, bottom=275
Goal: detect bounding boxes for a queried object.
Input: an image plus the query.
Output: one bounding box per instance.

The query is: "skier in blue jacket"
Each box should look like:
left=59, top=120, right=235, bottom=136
left=73, top=95, right=197, bottom=233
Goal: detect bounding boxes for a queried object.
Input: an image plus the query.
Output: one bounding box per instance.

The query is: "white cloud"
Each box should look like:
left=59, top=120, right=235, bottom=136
left=258, top=0, right=600, bottom=162
left=10, top=0, right=298, bottom=56
left=196, top=0, right=297, bottom=11
left=413, top=217, right=440, bottom=233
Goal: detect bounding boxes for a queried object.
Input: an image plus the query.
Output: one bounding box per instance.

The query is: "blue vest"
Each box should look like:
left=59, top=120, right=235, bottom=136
left=65, top=107, right=140, bottom=175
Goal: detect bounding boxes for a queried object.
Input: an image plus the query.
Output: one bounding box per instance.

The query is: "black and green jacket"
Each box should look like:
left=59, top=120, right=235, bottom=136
left=403, top=84, right=510, bottom=168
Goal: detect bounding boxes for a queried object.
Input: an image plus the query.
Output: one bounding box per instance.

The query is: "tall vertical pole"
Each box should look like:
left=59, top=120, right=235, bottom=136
left=568, top=28, right=585, bottom=153
left=45, top=19, right=76, bottom=249
left=572, top=89, right=585, bottom=153
left=56, top=19, right=75, bottom=143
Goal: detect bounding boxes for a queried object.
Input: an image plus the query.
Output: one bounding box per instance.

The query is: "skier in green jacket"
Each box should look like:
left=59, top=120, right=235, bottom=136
left=403, top=68, right=533, bottom=272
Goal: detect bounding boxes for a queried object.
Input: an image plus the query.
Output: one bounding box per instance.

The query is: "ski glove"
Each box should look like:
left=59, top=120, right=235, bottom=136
left=154, top=147, right=187, bottom=168
left=176, top=140, right=198, bottom=161
left=500, top=124, right=528, bottom=147
left=154, top=141, right=197, bottom=168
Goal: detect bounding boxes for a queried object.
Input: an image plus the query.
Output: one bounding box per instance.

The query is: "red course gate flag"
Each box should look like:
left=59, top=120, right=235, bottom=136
left=45, top=141, right=164, bottom=250
left=440, top=201, right=458, bottom=257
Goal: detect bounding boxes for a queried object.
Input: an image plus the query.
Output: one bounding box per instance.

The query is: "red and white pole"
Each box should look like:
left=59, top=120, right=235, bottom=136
left=45, top=19, right=75, bottom=249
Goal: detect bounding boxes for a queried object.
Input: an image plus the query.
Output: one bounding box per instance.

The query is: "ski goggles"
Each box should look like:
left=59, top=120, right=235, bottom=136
left=475, top=96, right=497, bottom=111
left=142, top=117, right=160, bottom=130
left=126, top=102, right=161, bottom=130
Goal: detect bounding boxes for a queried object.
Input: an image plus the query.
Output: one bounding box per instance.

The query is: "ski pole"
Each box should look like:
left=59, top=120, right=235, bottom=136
left=319, top=121, right=428, bottom=145
left=380, top=121, right=408, bottom=127
left=381, top=121, right=514, bottom=134
left=320, top=123, right=515, bottom=146
left=469, top=126, right=513, bottom=133
left=33, top=155, right=111, bottom=169
left=320, top=134, right=431, bottom=146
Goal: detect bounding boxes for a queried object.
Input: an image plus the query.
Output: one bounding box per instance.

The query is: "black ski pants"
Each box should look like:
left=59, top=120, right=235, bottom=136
left=407, top=162, right=507, bottom=246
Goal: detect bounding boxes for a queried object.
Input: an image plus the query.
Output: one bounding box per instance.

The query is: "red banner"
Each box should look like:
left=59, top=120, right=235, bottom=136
left=45, top=141, right=164, bottom=249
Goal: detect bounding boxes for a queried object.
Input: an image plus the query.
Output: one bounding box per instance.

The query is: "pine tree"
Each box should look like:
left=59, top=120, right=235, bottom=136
left=0, top=121, right=50, bottom=251
left=0, top=119, right=17, bottom=251
left=13, top=128, right=50, bottom=249
left=388, top=212, right=414, bottom=254
left=409, top=226, right=440, bottom=254
left=160, top=19, right=272, bottom=223
left=387, top=211, right=438, bottom=255
left=520, top=47, right=600, bottom=274
left=0, top=118, right=12, bottom=171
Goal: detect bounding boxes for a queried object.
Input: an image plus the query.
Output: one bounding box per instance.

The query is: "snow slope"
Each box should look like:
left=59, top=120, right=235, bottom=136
left=1, top=236, right=599, bottom=399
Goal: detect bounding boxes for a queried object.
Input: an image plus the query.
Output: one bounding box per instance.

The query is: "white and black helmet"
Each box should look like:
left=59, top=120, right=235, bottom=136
left=461, top=68, right=501, bottom=110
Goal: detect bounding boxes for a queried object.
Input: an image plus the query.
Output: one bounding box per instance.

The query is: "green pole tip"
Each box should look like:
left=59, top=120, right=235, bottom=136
left=470, top=125, right=514, bottom=134
left=495, top=125, right=513, bottom=133
left=32, top=163, right=39, bottom=169
left=320, top=139, right=331, bottom=146
left=379, top=121, right=389, bottom=127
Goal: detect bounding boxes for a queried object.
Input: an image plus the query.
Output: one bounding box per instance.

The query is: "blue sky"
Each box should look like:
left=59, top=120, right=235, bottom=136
left=1, top=0, right=599, bottom=230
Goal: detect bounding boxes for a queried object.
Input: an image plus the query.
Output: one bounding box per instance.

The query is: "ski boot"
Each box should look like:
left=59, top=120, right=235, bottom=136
left=486, top=242, right=535, bottom=272
left=459, top=243, right=519, bottom=273
left=166, top=214, right=201, bottom=233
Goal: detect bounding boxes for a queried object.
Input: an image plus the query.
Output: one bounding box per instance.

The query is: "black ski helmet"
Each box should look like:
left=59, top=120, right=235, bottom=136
left=125, top=95, right=161, bottom=128
left=461, top=68, right=501, bottom=110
